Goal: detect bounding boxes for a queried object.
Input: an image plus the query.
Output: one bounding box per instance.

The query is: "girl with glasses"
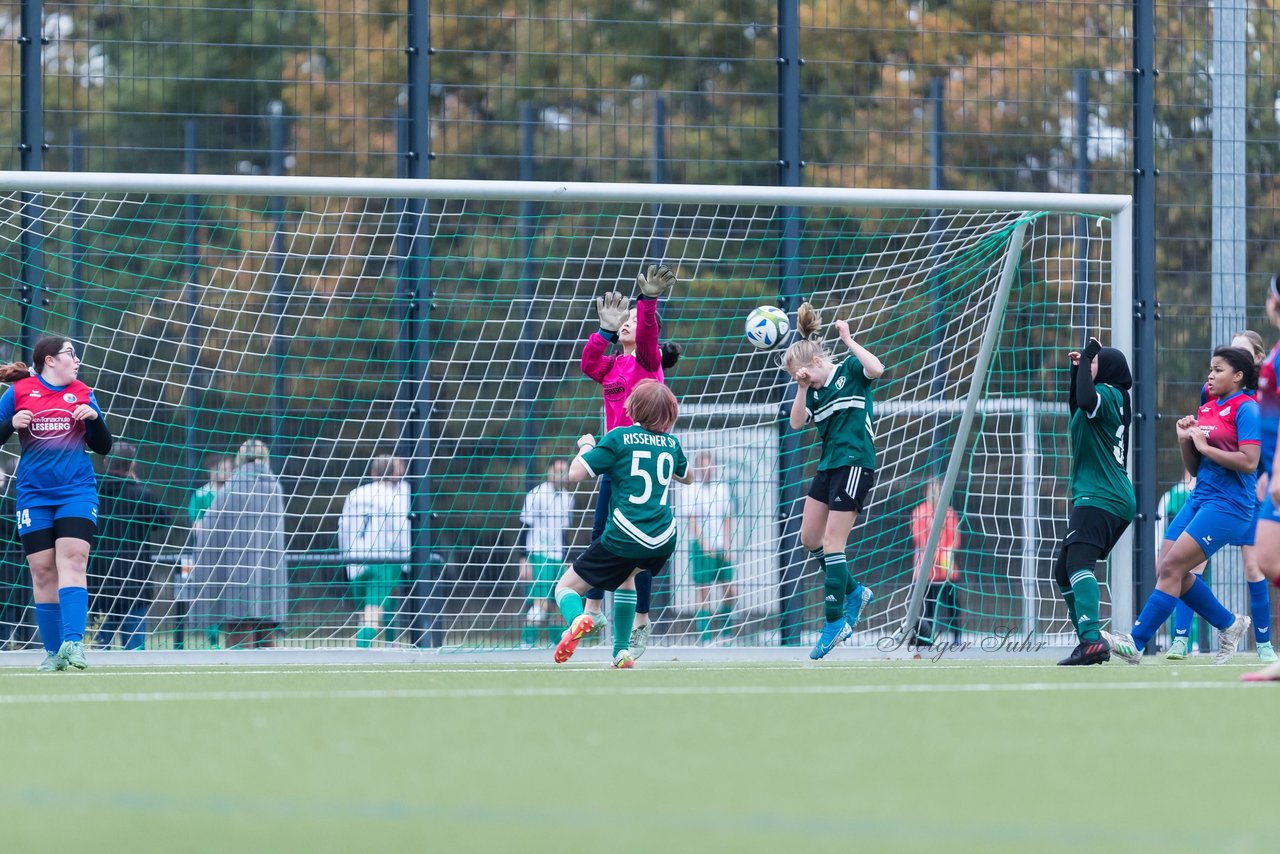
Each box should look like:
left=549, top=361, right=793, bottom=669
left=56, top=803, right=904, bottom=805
left=0, top=336, right=113, bottom=670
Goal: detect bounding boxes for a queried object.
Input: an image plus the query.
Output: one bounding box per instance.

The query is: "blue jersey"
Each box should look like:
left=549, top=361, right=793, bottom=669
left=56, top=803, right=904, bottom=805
left=0, top=375, right=105, bottom=507
left=1192, top=391, right=1259, bottom=516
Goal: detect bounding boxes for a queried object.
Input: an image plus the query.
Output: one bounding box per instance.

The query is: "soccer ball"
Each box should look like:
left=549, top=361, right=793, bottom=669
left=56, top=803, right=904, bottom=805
left=744, top=305, right=791, bottom=350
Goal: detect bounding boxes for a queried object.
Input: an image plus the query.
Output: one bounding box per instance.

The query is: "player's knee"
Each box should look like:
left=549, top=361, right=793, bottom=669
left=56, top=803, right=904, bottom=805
left=1154, top=558, right=1188, bottom=587
left=820, top=533, right=847, bottom=554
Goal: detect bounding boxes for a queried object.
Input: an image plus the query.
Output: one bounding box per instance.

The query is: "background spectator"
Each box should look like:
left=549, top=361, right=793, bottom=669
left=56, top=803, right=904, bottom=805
left=338, top=454, right=410, bottom=647
left=682, top=450, right=736, bottom=643
left=190, top=455, right=235, bottom=528
left=517, top=459, right=575, bottom=647
left=176, top=455, right=236, bottom=648
left=90, top=442, right=169, bottom=649
left=190, top=439, right=287, bottom=649
left=912, top=479, right=962, bottom=646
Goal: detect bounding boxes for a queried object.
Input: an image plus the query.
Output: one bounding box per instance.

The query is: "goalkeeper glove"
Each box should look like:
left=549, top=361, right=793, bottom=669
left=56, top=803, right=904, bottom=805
left=636, top=264, right=676, bottom=299
left=596, top=291, right=630, bottom=333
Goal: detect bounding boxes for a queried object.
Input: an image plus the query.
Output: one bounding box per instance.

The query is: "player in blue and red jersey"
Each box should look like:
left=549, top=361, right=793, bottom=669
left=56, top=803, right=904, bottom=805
left=1107, top=346, right=1254, bottom=664
left=1167, top=331, right=1274, bottom=662
left=0, top=336, right=113, bottom=671
left=1242, top=278, right=1280, bottom=680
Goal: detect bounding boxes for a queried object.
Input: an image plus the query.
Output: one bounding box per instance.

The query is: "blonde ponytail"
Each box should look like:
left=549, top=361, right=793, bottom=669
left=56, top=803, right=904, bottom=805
left=781, top=302, right=830, bottom=374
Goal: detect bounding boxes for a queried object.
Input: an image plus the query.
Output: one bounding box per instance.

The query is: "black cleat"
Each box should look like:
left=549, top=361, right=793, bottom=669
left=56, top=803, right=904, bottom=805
left=1058, top=638, right=1111, bottom=666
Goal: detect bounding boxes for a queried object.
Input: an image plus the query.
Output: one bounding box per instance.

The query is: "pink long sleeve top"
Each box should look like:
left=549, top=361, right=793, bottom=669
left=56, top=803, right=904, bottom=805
left=579, top=296, right=665, bottom=430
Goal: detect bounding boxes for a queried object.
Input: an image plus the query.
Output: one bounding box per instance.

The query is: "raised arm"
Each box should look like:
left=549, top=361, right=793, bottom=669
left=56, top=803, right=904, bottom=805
left=634, top=266, right=676, bottom=372
left=581, top=291, right=628, bottom=383
left=788, top=379, right=811, bottom=431
left=581, top=331, right=617, bottom=384
left=1073, top=338, right=1102, bottom=416
left=634, top=295, right=662, bottom=372
left=1067, top=358, right=1080, bottom=413
left=836, top=320, right=884, bottom=379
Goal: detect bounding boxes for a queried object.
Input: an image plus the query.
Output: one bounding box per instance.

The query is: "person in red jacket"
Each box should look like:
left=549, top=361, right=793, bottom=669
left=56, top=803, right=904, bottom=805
left=911, top=479, right=961, bottom=646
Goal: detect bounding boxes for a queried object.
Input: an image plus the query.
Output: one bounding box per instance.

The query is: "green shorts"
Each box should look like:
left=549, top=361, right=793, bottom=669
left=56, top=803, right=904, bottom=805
left=690, top=541, right=733, bottom=586
left=526, top=553, right=563, bottom=602
left=351, top=564, right=403, bottom=609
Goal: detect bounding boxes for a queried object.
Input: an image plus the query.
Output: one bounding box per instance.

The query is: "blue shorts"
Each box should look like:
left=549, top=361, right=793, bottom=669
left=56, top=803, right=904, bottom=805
left=1258, top=492, right=1280, bottom=527
left=1163, top=496, right=1253, bottom=559
left=16, top=500, right=99, bottom=536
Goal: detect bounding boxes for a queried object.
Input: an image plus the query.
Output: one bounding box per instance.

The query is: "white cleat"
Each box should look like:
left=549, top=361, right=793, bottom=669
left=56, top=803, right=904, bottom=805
left=629, top=622, right=652, bottom=660
left=1212, top=615, right=1252, bottom=665
left=1101, top=630, right=1142, bottom=665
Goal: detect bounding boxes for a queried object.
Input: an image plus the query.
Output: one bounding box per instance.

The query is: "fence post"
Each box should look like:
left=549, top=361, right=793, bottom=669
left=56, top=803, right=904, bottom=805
left=518, top=101, right=539, bottom=488
left=646, top=94, right=669, bottom=265
left=404, top=0, right=441, bottom=648
left=925, top=76, right=949, bottom=480
left=1131, top=0, right=1159, bottom=643
left=18, top=0, right=45, bottom=355
left=267, top=102, right=288, bottom=465
left=776, top=0, right=805, bottom=645
left=182, top=120, right=203, bottom=484
left=1073, top=70, right=1094, bottom=337
left=69, top=129, right=85, bottom=348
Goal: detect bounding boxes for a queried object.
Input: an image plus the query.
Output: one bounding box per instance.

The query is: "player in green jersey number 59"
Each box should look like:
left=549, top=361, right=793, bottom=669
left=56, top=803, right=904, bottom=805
left=551, top=380, right=693, bottom=668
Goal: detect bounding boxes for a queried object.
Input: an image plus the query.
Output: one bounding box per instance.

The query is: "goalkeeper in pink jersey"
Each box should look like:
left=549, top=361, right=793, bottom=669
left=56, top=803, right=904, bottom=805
left=578, top=264, right=681, bottom=657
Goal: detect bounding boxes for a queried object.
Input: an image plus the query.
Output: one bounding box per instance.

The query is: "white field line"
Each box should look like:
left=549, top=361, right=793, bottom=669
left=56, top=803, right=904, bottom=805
left=0, top=680, right=1262, bottom=705
left=0, top=660, right=1256, bottom=678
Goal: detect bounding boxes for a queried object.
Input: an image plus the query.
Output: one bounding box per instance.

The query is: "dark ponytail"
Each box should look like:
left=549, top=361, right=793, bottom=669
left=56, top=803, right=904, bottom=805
left=0, top=335, right=76, bottom=383
left=661, top=341, right=682, bottom=370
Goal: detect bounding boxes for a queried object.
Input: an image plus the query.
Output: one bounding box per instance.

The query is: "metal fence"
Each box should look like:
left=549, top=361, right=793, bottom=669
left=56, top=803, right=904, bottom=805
left=1, top=0, right=1278, bottom=640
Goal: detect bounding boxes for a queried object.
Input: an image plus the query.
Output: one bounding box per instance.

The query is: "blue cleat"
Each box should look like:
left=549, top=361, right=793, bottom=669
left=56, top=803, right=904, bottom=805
left=844, top=584, right=874, bottom=630
left=809, top=617, right=852, bottom=660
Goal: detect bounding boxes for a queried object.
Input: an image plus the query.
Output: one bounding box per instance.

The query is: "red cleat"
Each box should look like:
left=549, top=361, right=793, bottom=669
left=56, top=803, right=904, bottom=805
left=554, top=614, right=594, bottom=663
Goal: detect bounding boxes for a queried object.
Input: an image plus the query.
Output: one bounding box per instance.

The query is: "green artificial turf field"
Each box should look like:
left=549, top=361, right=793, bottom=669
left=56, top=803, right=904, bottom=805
left=0, top=657, right=1271, bottom=853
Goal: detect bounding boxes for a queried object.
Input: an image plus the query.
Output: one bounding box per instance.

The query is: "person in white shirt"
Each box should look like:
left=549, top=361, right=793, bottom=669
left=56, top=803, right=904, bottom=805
left=683, top=451, right=735, bottom=643
left=518, top=460, right=576, bottom=646
left=339, top=455, right=410, bottom=647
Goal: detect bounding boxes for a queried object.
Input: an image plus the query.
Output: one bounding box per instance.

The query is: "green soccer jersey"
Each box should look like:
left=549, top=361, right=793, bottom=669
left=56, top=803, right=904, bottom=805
left=1069, top=383, right=1136, bottom=520
left=580, top=426, right=689, bottom=559
left=805, top=358, right=877, bottom=470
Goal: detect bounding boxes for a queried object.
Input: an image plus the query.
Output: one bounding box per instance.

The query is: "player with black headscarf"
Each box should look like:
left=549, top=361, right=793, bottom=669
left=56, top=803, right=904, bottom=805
left=1056, top=337, right=1136, bottom=666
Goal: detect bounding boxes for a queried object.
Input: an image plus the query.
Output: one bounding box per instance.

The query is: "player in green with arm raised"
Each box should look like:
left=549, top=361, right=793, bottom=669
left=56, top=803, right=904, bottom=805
left=781, top=303, right=885, bottom=661
left=1056, top=336, right=1135, bottom=665
left=552, top=379, right=693, bottom=668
